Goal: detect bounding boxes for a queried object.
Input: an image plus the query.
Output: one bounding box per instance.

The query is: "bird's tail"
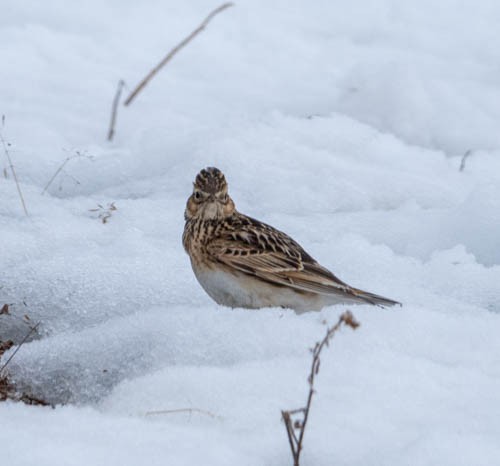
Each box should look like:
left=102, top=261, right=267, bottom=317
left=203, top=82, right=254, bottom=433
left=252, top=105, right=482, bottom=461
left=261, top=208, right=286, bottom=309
left=351, top=288, right=401, bottom=307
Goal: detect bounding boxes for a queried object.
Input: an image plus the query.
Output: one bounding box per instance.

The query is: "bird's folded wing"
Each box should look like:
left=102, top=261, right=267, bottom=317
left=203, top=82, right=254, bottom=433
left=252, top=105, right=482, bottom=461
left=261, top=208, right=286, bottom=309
left=207, top=237, right=352, bottom=296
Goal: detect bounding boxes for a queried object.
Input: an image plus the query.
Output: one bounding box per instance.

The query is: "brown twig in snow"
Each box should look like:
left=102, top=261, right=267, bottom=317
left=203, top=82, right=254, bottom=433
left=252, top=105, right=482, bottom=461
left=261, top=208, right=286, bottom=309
left=107, top=79, right=125, bottom=141
left=145, top=407, right=221, bottom=420
left=0, top=116, right=28, bottom=216
left=89, top=202, right=117, bottom=224
left=0, top=313, right=47, bottom=406
left=123, top=2, right=234, bottom=106
left=459, top=149, right=473, bottom=172
left=0, top=322, right=40, bottom=376
left=0, top=303, right=36, bottom=331
left=281, top=311, right=360, bottom=466
left=42, top=150, right=93, bottom=195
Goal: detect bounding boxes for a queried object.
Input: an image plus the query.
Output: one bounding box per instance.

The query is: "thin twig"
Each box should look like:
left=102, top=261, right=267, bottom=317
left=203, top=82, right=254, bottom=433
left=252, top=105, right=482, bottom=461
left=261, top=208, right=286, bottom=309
left=0, top=303, right=36, bottom=329
left=124, top=2, right=234, bottom=106
left=89, top=202, right=117, bottom=224
left=459, top=149, right=472, bottom=172
left=42, top=151, right=93, bottom=195
left=107, top=80, right=125, bottom=141
left=0, top=322, right=40, bottom=375
left=281, top=311, right=359, bottom=466
left=42, top=158, right=72, bottom=195
left=145, top=407, right=221, bottom=420
left=0, top=117, right=28, bottom=216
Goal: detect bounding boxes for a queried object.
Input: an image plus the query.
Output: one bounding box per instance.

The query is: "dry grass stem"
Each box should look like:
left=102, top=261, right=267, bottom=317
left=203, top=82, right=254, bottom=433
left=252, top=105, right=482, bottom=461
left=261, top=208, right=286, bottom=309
left=281, top=311, right=360, bottom=466
left=145, top=407, right=221, bottom=420
left=124, top=2, right=234, bottom=106
left=0, top=321, right=48, bottom=406
left=42, top=151, right=93, bottom=195
left=107, top=79, right=125, bottom=141
left=0, top=322, right=40, bottom=376
left=459, top=149, right=473, bottom=172
left=89, top=202, right=117, bottom=223
left=0, top=303, right=37, bottom=332
left=1, top=116, right=28, bottom=216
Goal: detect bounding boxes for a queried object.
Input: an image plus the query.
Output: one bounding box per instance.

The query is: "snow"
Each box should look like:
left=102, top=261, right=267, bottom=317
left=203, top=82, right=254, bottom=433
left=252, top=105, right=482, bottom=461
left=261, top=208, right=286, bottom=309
left=1, top=0, right=500, bottom=465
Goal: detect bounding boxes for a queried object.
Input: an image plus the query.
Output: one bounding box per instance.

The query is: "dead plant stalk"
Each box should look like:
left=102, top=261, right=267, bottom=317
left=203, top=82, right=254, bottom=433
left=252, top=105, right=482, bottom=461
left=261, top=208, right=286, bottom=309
left=281, top=311, right=360, bottom=466
left=42, top=151, right=93, bottom=195
left=0, top=119, right=28, bottom=216
left=123, top=2, right=234, bottom=106
left=0, top=322, right=40, bottom=376
left=459, top=149, right=472, bottom=172
left=145, top=408, right=221, bottom=420
left=107, top=79, right=125, bottom=141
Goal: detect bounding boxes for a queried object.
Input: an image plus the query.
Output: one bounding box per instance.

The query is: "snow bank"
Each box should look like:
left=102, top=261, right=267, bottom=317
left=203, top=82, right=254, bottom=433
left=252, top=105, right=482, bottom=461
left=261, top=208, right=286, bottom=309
left=1, top=0, right=499, bottom=465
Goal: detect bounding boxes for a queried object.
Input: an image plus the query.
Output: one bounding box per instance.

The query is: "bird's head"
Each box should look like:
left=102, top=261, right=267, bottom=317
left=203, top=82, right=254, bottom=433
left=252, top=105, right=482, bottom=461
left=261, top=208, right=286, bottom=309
left=185, top=167, right=235, bottom=221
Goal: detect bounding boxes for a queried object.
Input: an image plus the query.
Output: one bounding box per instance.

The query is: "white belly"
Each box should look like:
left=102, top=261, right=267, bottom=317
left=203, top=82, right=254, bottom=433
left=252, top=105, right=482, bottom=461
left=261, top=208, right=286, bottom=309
left=191, top=261, right=332, bottom=312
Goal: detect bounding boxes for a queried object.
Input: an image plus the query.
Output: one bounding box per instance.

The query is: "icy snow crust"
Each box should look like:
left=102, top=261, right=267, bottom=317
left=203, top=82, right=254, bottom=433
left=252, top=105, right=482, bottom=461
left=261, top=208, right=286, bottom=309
left=1, top=0, right=500, bottom=464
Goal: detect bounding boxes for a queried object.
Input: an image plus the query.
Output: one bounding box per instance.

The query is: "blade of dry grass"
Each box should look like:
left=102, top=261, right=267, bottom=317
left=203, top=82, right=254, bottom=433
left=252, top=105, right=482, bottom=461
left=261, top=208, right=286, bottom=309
left=41, top=150, right=93, bottom=195
left=459, top=149, right=473, bottom=172
left=0, top=117, right=28, bottom=216
left=145, top=407, right=222, bottom=420
left=107, top=79, right=125, bottom=141
left=124, top=2, right=234, bottom=106
left=0, top=322, right=40, bottom=375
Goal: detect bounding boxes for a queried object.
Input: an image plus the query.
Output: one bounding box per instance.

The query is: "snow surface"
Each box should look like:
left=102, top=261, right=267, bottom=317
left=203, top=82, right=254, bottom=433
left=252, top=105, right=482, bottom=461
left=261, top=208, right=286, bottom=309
left=1, top=0, right=500, bottom=465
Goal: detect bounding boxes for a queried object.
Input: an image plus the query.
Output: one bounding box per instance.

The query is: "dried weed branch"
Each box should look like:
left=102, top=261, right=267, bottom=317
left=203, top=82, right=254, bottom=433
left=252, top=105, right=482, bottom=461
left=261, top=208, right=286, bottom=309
left=89, top=202, right=117, bottom=224
left=0, top=378, right=49, bottom=405
left=145, top=407, right=221, bottom=420
left=459, top=149, right=473, bottom=172
left=0, top=303, right=36, bottom=331
left=107, top=79, right=125, bottom=141
left=1, top=116, right=28, bottom=216
left=42, top=150, right=93, bottom=195
left=0, top=322, right=40, bottom=376
left=0, top=322, right=48, bottom=406
left=124, top=2, right=234, bottom=106
left=281, top=311, right=360, bottom=466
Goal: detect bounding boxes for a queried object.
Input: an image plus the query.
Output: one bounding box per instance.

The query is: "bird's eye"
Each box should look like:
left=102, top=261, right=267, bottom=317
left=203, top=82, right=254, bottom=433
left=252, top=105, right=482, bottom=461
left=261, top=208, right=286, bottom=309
left=194, top=191, right=202, bottom=201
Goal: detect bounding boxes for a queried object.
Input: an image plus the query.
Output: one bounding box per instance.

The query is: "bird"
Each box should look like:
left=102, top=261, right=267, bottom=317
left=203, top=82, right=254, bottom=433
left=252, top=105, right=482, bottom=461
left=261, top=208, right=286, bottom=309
left=183, top=167, right=400, bottom=312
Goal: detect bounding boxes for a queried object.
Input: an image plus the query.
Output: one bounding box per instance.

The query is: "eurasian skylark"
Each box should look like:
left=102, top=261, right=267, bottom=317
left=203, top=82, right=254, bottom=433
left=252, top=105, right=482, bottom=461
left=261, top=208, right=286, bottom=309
left=183, top=167, right=399, bottom=311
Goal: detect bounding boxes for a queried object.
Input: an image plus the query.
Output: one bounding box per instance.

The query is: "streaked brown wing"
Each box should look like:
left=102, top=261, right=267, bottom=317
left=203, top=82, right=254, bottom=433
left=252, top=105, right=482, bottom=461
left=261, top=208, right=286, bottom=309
left=206, top=214, right=353, bottom=296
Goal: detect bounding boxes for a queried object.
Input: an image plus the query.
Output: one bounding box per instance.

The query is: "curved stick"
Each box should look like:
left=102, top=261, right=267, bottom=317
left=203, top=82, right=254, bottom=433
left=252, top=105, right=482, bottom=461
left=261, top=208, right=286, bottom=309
left=124, top=3, right=234, bottom=106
